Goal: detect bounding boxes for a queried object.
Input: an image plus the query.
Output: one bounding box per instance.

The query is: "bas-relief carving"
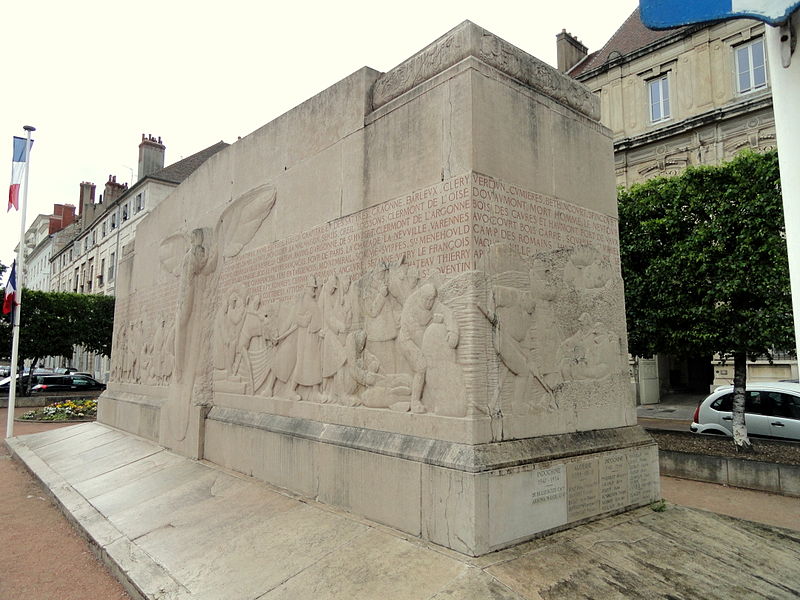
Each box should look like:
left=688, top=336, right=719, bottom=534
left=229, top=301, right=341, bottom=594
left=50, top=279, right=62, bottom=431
left=116, top=173, right=628, bottom=434
left=112, top=313, right=177, bottom=387
left=475, top=244, right=627, bottom=431
left=372, top=31, right=464, bottom=109
left=621, top=114, right=777, bottom=185
left=476, top=33, right=599, bottom=121
left=211, top=260, right=464, bottom=416
left=158, top=183, right=278, bottom=442
left=200, top=241, right=625, bottom=425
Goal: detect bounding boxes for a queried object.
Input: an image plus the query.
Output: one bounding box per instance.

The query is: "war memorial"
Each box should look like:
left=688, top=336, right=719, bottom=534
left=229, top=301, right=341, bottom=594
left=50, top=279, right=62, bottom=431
left=8, top=22, right=800, bottom=599
left=91, top=20, right=658, bottom=556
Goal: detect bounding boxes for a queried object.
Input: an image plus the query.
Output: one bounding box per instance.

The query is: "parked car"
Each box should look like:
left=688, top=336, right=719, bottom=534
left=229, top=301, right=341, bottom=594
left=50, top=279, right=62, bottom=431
left=30, top=374, right=107, bottom=393
left=691, top=382, right=800, bottom=441
left=0, top=369, right=56, bottom=395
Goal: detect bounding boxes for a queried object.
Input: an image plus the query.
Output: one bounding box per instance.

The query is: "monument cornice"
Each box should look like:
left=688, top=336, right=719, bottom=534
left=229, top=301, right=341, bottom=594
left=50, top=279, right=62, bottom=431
left=372, top=20, right=600, bottom=121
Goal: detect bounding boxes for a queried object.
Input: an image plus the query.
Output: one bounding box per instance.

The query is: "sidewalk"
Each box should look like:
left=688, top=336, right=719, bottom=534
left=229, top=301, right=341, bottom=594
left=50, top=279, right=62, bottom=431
left=2, top=408, right=799, bottom=598
left=637, top=392, right=705, bottom=422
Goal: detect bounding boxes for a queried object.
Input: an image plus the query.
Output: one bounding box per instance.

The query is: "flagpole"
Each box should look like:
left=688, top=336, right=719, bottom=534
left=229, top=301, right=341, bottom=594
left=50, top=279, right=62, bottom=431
left=6, top=125, right=35, bottom=438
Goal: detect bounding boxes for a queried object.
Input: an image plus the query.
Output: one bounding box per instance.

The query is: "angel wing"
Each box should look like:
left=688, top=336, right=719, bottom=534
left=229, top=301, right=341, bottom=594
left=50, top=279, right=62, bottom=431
left=159, top=232, right=189, bottom=277
left=215, top=182, right=277, bottom=259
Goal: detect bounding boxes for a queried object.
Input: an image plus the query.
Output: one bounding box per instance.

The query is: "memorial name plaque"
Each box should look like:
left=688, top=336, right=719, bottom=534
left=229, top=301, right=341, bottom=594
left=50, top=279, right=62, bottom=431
left=600, top=452, right=630, bottom=513
left=567, top=458, right=601, bottom=522
left=628, top=446, right=660, bottom=505
left=489, top=464, right=567, bottom=547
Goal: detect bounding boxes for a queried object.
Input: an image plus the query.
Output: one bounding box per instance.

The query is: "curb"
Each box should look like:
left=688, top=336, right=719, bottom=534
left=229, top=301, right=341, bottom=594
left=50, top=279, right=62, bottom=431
left=4, top=428, right=190, bottom=600
left=14, top=418, right=96, bottom=423
left=659, top=450, right=800, bottom=497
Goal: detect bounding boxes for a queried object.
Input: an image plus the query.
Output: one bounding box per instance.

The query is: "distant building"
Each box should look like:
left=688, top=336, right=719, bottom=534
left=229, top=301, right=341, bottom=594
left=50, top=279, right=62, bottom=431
left=559, top=9, right=796, bottom=401
left=14, top=204, right=76, bottom=291
left=49, top=135, right=228, bottom=379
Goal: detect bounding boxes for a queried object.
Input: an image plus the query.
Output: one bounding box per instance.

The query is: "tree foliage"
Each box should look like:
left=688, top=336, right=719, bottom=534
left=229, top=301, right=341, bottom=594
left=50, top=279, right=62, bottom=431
left=619, top=150, right=794, bottom=451
left=619, top=149, right=794, bottom=360
left=0, top=290, right=115, bottom=365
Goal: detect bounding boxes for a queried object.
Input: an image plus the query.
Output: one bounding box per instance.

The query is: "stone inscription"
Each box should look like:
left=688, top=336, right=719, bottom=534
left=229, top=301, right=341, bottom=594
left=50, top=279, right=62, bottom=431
left=470, top=174, right=619, bottom=265
left=220, top=172, right=619, bottom=302
left=531, top=465, right=567, bottom=506
left=566, top=458, right=600, bottom=521
left=627, top=446, right=659, bottom=505
left=221, top=174, right=471, bottom=301
left=489, top=464, right=567, bottom=546
left=599, top=452, right=629, bottom=512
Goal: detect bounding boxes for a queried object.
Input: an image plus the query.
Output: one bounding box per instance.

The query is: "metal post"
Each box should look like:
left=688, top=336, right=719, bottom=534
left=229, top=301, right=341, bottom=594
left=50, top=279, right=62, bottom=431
left=6, top=125, right=35, bottom=438
left=766, top=11, right=800, bottom=370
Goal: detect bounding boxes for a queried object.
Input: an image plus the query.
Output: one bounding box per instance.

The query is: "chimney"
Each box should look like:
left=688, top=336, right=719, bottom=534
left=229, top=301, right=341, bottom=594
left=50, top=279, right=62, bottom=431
left=49, top=203, right=76, bottom=234
left=103, top=174, right=128, bottom=205
left=556, top=29, right=588, bottom=73
left=137, top=133, right=166, bottom=180
left=79, top=181, right=96, bottom=222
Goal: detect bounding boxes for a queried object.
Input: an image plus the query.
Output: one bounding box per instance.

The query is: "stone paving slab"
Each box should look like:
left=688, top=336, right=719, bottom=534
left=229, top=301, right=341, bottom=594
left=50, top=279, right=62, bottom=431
left=7, top=422, right=800, bottom=600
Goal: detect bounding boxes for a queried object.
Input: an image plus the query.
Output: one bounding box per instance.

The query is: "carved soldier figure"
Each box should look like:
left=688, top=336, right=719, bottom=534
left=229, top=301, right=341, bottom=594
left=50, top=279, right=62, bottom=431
left=320, top=275, right=348, bottom=395
left=286, top=276, right=323, bottom=400
left=398, top=283, right=449, bottom=413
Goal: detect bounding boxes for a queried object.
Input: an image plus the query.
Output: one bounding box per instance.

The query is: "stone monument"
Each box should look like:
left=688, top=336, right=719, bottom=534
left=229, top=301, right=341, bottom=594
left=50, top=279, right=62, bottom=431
left=100, top=21, right=660, bottom=556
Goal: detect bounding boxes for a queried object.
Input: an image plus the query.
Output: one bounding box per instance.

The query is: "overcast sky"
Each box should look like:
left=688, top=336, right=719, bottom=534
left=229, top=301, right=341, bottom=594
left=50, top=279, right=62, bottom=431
left=1, top=0, right=638, bottom=271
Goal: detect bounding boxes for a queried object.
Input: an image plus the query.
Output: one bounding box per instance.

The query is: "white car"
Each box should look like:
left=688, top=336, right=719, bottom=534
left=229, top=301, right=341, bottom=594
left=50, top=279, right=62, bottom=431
left=691, top=382, right=800, bottom=441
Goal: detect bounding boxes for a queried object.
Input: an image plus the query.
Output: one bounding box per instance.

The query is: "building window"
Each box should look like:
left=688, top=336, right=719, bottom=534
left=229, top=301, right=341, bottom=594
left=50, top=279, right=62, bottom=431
left=648, top=74, right=671, bottom=123
left=736, top=38, right=767, bottom=94
left=135, top=193, right=144, bottom=213
left=108, top=252, right=115, bottom=281
left=98, top=258, right=105, bottom=287
left=102, top=221, right=107, bottom=237
left=122, top=203, right=129, bottom=221
left=111, top=214, right=117, bottom=230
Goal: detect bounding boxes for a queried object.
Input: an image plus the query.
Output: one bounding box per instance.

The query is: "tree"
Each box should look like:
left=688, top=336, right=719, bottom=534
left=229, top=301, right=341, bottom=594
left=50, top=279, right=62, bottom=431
left=78, top=293, right=116, bottom=357
left=0, top=290, right=115, bottom=392
left=618, top=150, right=794, bottom=451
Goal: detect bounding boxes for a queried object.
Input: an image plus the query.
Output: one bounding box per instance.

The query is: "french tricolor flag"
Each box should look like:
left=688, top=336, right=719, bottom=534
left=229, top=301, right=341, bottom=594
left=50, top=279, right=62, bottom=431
left=3, top=260, right=17, bottom=315
left=8, top=136, right=30, bottom=212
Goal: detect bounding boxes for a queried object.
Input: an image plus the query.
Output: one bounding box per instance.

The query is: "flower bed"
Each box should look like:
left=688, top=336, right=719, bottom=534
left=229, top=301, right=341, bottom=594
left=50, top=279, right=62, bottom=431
left=19, top=398, right=97, bottom=422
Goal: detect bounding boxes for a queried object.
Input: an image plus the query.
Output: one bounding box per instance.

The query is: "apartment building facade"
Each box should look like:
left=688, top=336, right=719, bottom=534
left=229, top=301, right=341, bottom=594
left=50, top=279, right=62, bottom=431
left=49, top=135, right=228, bottom=379
left=559, top=9, right=796, bottom=401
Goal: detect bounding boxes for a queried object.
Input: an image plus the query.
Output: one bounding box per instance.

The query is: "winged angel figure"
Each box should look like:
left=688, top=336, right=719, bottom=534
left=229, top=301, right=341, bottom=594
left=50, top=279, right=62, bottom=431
left=158, top=183, right=277, bottom=440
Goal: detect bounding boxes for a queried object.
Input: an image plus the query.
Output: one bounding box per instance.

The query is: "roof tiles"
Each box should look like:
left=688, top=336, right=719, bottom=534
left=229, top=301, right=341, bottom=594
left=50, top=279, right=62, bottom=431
left=568, top=8, right=691, bottom=77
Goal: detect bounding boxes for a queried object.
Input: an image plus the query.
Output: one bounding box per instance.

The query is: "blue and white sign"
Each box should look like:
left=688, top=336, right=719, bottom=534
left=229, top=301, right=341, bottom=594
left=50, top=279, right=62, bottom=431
left=641, top=0, right=800, bottom=29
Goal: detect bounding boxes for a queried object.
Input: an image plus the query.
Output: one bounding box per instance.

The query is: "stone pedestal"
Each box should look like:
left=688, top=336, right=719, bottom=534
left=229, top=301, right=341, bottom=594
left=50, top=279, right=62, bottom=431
left=100, top=21, right=660, bottom=556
